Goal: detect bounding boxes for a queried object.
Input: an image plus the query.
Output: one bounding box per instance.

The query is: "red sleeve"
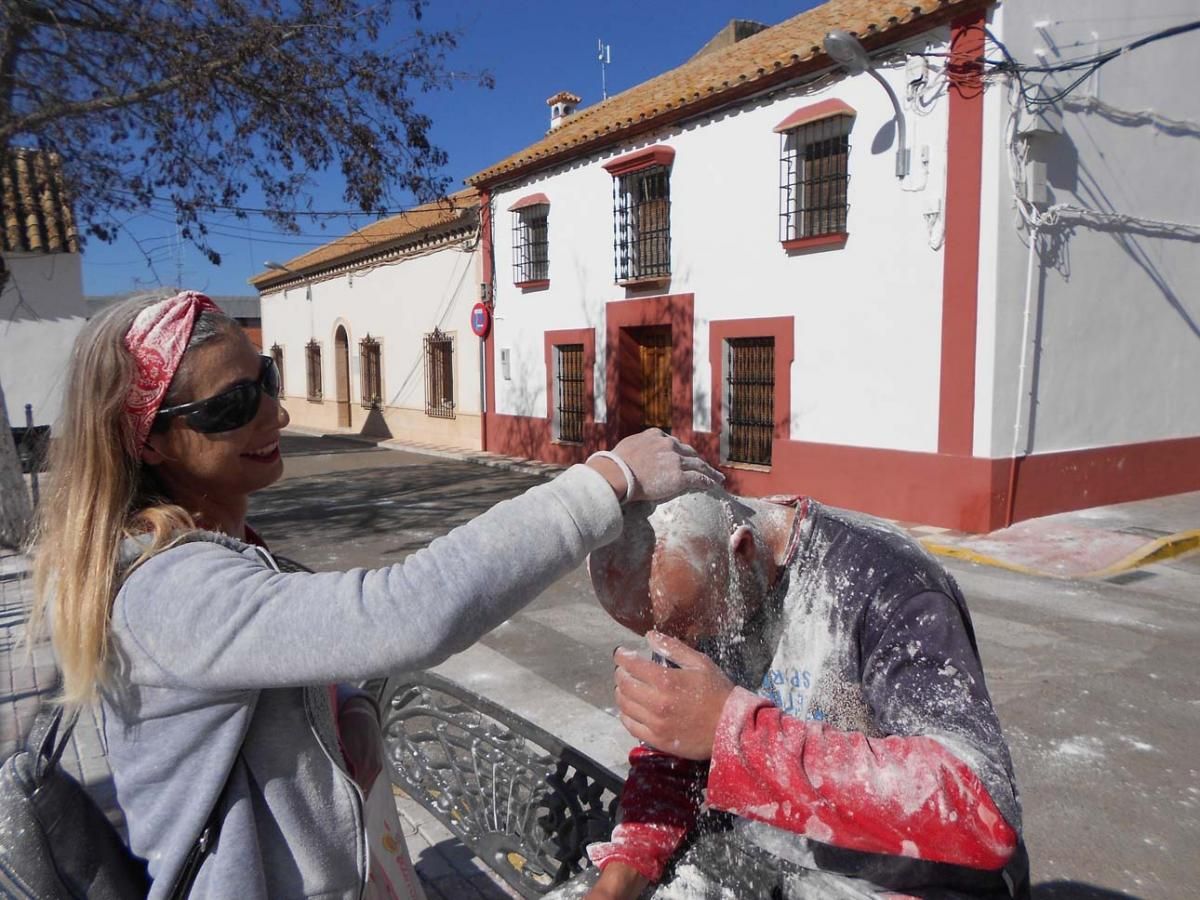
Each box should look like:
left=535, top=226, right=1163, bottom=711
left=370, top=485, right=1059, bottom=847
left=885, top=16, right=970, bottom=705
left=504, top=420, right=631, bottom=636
left=706, top=687, right=1018, bottom=871
left=587, top=744, right=706, bottom=882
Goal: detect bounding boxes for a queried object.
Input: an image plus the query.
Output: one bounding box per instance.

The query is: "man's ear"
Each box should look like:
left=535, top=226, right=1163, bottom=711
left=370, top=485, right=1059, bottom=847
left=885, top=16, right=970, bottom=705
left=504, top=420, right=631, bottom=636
left=730, top=524, right=757, bottom=564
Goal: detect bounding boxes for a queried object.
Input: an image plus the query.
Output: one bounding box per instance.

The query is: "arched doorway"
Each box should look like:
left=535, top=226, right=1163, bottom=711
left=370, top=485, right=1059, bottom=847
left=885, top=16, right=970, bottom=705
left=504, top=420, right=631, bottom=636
left=334, top=325, right=351, bottom=429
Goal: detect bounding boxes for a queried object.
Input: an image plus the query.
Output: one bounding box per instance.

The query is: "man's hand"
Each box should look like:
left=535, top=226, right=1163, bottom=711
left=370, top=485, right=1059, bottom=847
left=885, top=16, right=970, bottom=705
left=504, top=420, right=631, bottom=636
left=584, top=863, right=650, bottom=900
left=614, top=632, right=734, bottom=761
left=338, top=695, right=385, bottom=794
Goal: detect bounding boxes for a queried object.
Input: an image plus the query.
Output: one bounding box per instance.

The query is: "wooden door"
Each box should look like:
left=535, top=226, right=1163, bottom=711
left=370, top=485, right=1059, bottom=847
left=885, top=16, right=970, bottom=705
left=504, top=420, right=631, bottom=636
left=638, top=328, right=671, bottom=432
left=334, top=326, right=351, bottom=428
left=617, top=325, right=672, bottom=437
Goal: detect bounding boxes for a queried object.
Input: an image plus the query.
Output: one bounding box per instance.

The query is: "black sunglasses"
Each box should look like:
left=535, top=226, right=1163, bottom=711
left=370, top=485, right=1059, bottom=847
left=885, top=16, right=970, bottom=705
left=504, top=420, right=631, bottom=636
left=153, top=355, right=281, bottom=435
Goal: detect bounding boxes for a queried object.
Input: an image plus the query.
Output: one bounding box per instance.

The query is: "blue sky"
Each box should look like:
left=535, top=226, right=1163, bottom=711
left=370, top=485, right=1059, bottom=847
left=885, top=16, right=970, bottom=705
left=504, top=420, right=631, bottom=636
left=84, top=1, right=819, bottom=297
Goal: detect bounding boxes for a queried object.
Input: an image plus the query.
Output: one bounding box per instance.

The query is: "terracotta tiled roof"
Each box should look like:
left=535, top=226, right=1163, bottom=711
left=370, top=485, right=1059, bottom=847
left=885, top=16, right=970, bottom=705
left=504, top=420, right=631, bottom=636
left=469, top=0, right=987, bottom=186
left=0, top=148, right=79, bottom=254
left=249, top=188, right=479, bottom=289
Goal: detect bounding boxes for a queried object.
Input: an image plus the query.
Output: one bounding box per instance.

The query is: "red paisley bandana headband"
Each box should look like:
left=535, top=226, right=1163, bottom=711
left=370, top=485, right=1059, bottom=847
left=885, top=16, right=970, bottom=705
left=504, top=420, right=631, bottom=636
left=124, top=290, right=222, bottom=453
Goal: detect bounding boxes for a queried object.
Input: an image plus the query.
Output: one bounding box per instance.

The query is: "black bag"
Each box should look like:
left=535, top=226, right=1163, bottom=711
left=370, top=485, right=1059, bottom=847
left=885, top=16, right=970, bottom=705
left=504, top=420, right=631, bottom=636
left=0, top=709, right=220, bottom=900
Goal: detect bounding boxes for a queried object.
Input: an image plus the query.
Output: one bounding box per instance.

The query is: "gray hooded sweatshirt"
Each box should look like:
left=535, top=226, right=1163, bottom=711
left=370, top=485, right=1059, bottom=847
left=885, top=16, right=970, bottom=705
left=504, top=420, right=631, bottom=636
left=100, top=464, right=622, bottom=899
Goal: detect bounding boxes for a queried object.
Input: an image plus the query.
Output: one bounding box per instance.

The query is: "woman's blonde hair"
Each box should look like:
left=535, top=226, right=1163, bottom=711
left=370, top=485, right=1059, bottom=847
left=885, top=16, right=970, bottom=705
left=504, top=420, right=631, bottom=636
left=30, top=296, right=234, bottom=707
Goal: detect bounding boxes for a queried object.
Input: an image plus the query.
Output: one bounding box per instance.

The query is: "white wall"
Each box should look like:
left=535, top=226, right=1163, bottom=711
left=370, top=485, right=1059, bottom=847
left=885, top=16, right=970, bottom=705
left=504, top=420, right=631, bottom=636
left=491, top=30, right=953, bottom=453
left=260, top=236, right=482, bottom=442
left=984, top=0, right=1200, bottom=455
left=0, top=251, right=86, bottom=426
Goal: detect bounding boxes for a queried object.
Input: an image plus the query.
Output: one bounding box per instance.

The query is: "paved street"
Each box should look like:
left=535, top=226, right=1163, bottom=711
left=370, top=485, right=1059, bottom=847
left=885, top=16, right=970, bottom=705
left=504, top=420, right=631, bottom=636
left=251, top=434, right=1199, bottom=900
left=2, top=433, right=1195, bottom=899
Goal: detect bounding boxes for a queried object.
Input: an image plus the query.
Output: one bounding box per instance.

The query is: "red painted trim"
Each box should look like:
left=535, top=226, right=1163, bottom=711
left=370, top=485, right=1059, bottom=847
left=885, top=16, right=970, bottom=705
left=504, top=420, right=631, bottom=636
left=486, top=397, right=1200, bottom=532
left=782, top=232, right=848, bottom=253
left=604, top=293, right=695, bottom=446
left=773, top=98, right=856, bottom=134
left=1006, top=435, right=1200, bottom=524
left=507, top=192, right=550, bottom=212
left=480, top=189, right=495, bottom=452
left=938, top=11, right=987, bottom=457
left=602, top=145, right=676, bottom=177
left=544, top=328, right=597, bottom=450
left=709, top=317, right=794, bottom=464
left=516, top=279, right=550, bottom=291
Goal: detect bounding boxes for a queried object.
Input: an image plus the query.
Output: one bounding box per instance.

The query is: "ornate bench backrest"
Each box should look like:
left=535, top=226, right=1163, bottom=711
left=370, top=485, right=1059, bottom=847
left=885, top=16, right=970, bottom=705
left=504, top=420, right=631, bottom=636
left=377, top=672, right=623, bottom=898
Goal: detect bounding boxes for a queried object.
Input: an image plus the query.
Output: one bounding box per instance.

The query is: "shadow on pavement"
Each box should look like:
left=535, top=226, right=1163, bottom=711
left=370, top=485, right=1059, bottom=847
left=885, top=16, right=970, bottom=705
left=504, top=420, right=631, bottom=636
left=249, top=460, right=545, bottom=563
left=1034, top=882, right=1144, bottom=899
left=279, top=433, right=387, bottom=457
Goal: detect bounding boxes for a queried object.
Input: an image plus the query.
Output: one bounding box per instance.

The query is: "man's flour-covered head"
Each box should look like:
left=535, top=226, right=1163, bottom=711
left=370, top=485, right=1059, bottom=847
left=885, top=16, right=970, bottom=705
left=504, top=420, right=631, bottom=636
left=587, top=489, right=780, bottom=644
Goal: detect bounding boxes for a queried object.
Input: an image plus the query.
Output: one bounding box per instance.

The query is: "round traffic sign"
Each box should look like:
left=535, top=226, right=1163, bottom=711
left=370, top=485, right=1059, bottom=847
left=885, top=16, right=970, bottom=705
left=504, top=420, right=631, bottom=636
left=470, top=302, right=491, bottom=338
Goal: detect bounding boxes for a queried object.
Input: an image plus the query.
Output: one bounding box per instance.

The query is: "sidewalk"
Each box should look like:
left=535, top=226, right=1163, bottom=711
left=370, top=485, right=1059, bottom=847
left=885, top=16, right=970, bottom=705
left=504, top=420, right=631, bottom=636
left=901, top=491, right=1200, bottom=579
left=0, top=550, right=518, bottom=899
left=291, top=427, right=1200, bottom=581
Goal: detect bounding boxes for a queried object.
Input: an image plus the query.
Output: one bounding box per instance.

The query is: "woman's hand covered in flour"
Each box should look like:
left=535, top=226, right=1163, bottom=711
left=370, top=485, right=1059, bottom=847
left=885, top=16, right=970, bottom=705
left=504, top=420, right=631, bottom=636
left=611, top=428, right=724, bottom=502
left=613, top=631, right=734, bottom=761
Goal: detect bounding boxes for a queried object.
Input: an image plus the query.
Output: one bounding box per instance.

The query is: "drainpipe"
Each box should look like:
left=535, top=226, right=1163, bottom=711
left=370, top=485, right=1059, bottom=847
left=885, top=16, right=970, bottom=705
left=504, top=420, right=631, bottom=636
left=1004, top=226, right=1040, bottom=527
left=478, top=189, right=493, bottom=452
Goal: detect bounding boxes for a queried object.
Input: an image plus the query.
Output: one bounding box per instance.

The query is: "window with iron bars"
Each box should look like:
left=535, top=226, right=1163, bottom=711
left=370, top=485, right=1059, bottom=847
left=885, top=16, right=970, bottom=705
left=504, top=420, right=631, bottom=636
left=779, top=115, right=851, bottom=242
left=725, top=337, right=775, bottom=466
left=305, top=340, right=322, bottom=401
left=360, top=336, right=382, bottom=409
left=270, top=344, right=285, bottom=397
left=554, top=344, right=586, bottom=443
left=613, top=165, right=670, bottom=282
left=423, top=329, right=455, bottom=418
left=512, top=204, right=549, bottom=284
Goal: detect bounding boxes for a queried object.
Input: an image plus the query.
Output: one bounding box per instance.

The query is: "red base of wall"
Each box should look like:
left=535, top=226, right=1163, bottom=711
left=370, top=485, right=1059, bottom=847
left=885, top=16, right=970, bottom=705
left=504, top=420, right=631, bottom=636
left=482, top=411, right=1200, bottom=533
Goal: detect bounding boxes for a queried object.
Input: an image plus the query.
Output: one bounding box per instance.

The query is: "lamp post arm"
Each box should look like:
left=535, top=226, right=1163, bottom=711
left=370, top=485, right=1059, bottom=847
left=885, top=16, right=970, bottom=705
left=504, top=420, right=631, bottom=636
left=867, top=67, right=909, bottom=178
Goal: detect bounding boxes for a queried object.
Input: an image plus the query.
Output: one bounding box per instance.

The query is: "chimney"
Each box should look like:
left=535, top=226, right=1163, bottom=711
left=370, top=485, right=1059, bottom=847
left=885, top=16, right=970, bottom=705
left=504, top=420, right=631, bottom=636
left=546, top=91, right=582, bottom=132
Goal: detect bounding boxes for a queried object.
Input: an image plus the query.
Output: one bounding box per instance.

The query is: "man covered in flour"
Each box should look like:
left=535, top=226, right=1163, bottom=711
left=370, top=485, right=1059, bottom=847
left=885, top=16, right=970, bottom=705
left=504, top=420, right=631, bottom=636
left=580, top=490, right=1028, bottom=899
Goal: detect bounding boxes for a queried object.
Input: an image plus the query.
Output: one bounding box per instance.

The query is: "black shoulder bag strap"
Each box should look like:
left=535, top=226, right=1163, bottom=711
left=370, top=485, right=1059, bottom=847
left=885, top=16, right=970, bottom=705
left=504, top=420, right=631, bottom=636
left=164, top=690, right=260, bottom=900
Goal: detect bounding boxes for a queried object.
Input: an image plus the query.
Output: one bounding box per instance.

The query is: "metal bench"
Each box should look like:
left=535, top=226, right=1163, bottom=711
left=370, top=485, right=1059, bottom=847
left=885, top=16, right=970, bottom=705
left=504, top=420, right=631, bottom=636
left=368, top=672, right=622, bottom=898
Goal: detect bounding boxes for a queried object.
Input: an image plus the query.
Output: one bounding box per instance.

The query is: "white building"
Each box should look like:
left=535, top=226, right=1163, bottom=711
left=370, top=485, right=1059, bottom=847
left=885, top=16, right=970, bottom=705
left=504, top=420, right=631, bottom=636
left=0, top=149, right=86, bottom=431
left=466, top=0, right=1200, bottom=532
left=252, top=191, right=483, bottom=450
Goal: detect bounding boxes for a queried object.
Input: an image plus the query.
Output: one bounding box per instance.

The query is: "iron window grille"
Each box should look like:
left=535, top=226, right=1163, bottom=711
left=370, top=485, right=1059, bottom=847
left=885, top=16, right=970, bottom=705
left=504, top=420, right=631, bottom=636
left=613, top=165, right=670, bottom=282
left=512, top=205, right=549, bottom=284
left=779, top=116, right=851, bottom=242
left=424, top=329, right=455, bottom=419
left=725, top=337, right=775, bottom=466
left=360, top=336, right=383, bottom=409
left=270, top=344, right=285, bottom=397
left=555, top=344, right=586, bottom=443
left=305, top=340, right=322, bottom=401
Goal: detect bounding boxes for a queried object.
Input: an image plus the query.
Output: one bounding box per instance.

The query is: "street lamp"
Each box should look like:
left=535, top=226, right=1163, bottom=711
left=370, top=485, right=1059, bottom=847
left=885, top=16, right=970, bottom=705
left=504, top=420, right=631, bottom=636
left=823, top=29, right=909, bottom=178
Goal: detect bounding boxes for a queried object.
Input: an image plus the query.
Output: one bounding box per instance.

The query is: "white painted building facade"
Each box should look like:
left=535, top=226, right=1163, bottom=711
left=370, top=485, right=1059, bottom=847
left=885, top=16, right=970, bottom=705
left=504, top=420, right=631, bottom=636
left=1, top=250, right=86, bottom=428
left=0, top=148, right=86, bottom=431
left=470, top=0, right=1200, bottom=531
left=254, top=196, right=484, bottom=450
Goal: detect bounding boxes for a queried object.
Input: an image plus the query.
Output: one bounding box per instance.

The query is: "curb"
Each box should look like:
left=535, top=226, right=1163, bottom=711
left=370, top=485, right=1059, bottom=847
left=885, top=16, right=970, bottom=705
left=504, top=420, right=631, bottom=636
left=920, top=528, right=1200, bottom=580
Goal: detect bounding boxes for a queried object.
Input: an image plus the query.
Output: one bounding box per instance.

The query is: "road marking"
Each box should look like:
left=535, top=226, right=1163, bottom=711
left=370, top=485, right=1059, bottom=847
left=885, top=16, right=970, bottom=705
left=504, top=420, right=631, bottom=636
left=431, top=642, right=634, bottom=775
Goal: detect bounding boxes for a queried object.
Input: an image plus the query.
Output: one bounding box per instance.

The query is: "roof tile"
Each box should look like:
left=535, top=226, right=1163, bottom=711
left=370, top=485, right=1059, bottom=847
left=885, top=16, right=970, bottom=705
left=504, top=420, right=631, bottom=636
left=469, top=0, right=984, bottom=185
left=248, top=188, right=478, bottom=288
left=0, top=149, right=78, bottom=255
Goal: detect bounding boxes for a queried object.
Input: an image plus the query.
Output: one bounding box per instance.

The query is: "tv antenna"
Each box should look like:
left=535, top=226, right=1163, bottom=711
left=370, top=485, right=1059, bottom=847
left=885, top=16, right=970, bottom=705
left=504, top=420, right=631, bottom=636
left=598, top=39, right=611, bottom=100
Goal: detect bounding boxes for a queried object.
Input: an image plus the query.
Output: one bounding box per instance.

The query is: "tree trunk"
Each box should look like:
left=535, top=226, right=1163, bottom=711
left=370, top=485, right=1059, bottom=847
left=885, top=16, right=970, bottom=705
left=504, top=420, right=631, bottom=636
left=0, top=377, right=32, bottom=549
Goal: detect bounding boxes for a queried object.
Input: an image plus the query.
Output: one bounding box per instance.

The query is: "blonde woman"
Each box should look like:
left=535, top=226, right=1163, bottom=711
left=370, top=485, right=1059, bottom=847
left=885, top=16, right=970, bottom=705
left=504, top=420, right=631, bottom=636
left=31, top=291, right=721, bottom=899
